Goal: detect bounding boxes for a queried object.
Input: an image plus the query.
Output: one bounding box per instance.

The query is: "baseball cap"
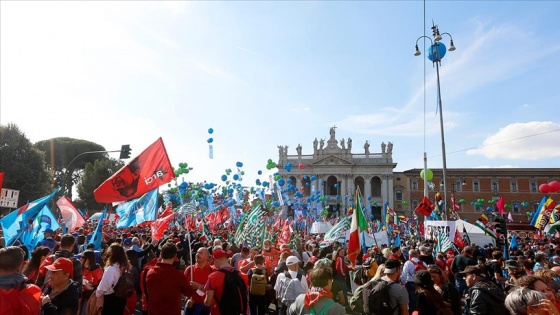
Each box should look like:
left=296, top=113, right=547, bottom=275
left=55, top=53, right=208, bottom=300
left=505, top=260, right=521, bottom=269
left=458, top=265, right=486, bottom=277
left=45, top=257, right=73, bottom=277
left=199, top=235, right=208, bottom=242
left=286, top=256, right=300, bottom=266
left=45, top=228, right=54, bottom=234
left=384, top=259, right=400, bottom=274
left=212, top=249, right=228, bottom=260
left=123, top=238, right=132, bottom=246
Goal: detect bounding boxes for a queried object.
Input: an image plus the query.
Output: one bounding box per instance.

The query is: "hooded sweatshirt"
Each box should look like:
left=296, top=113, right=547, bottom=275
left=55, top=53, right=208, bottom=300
left=0, top=273, right=41, bottom=315
left=288, top=287, right=345, bottom=315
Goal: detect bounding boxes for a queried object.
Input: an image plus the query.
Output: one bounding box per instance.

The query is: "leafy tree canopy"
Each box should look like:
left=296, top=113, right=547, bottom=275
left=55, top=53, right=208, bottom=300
left=76, top=158, right=124, bottom=212
left=0, top=123, right=52, bottom=210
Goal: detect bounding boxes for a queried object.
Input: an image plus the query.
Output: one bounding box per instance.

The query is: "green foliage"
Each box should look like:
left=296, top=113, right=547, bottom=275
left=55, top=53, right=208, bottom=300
left=35, top=137, right=108, bottom=199
left=76, top=158, right=124, bottom=211
left=0, top=123, right=52, bottom=210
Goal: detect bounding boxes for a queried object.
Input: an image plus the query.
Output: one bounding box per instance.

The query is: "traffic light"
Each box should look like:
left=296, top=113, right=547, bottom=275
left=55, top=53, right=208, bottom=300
left=119, top=144, right=131, bottom=159
left=495, top=216, right=507, bottom=236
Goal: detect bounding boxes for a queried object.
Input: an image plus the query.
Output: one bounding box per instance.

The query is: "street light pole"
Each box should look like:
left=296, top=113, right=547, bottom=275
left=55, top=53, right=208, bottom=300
left=415, top=23, right=455, bottom=220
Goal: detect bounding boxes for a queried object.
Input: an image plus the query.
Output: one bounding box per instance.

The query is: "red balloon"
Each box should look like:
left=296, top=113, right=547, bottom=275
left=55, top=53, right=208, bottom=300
left=549, top=181, right=560, bottom=193
left=539, top=183, right=552, bottom=194
left=298, top=163, right=305, bottom=169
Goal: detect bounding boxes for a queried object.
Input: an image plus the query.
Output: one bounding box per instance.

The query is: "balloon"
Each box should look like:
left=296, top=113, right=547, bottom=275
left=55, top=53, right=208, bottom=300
left=240, top=171, right=245, bottom=175
left=539, top=183, right=551, bottom=194
left=486, top=207, right=492, bottom=212
left=258, top=170, right=262, bottom=175
left=420, top=169, right=434, bottom=181
left=370, top=215, right=375, bottom=220
left=298, top=163, right=305, bottom=169
left=367, top=196, right=372, bottom=200
left=310, top=175, right=317, bottom=181
left=233, top=174, right=239, bottom=180
left=207, top=138, right=213, bottom=143
left=278, top=179, right=285, bottom=186
left=305, top=182, right=309, bottom=187
left=208, top=128, right=214, bottom=134
left=549, top=181, right=560, bottom=192
left=402, top=201, right=408, bottom=205
left=284, top=163, right=292, bottom=172
left=334, top=184, right=338, bottom=188
left=236, top=162, right=243, bottom=167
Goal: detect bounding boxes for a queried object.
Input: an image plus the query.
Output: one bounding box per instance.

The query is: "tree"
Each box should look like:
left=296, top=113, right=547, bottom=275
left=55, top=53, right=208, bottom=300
left=35, top=137, right=108, bottom=199
left=76, top=158, right=124, bottom=212
left=0, top=124, right=52, bottom=210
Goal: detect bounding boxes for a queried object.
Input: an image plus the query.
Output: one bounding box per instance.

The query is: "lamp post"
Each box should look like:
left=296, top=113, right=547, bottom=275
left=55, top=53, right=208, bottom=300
left=415, top=23, right=456, bottom=220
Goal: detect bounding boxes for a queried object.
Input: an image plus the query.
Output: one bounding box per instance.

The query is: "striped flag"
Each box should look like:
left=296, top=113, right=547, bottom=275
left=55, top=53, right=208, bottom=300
left=324, top=216, right=350, bottom=241
left=348, top=189, right=369, bottom=266
left=435, top=230, right=453, bottom=254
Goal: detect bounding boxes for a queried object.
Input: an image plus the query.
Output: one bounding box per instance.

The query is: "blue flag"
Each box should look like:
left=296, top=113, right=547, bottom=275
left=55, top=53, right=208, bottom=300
left=0, top=188, right=59, bottom=245
left=90, top=208, right=106, bottom=250
left=22, top=205, right=60, bottom=253
left=115, top=189, right=158, bottom=228
left=509, top=235, right=519, bottom=250
left=395, top=233, right=402, bottom=247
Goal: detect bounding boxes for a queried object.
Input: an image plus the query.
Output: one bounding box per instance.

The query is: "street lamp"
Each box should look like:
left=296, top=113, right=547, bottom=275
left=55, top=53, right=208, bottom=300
left=415, top=23, right=455, bottom=220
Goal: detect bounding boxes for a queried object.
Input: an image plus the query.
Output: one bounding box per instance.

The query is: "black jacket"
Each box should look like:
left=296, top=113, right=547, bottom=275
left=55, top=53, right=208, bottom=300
left=36, top=250, right=83, bottom=293
left=468, top=280, right=507, bottom=315
left=42, top=280, right=80, bottom=315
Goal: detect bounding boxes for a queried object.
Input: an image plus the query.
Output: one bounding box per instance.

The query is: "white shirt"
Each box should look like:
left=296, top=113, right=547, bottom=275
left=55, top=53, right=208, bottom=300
left=400, top=258, right=427, bottom=283
left=95, top=263, right=121, bottom=297
left=274, top=269, right=309, bottom=293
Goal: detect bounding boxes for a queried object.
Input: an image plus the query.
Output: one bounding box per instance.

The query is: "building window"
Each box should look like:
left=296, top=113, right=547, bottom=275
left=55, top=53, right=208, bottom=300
left=530, top=181, right=537, bottom=192
left=513, top=203, right=520, bottom=213
left=412, top=198, right=419, bottom=209
left=412, top=181, right=418, bottom=191
left=396, top=177, right=401, bottom=181
left=396, top=189, right=403, bottom=201
left=473, top=182, right=480, bottom=192
left=492, top=180, right=499, bottom=191
left=455, top=180, right=462, bottom=192
left=511, top=181, right=518, bottom=192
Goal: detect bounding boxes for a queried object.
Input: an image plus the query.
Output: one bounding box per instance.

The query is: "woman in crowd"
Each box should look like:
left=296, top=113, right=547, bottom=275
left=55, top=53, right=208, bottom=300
left=80, top=250, right=103, bottom=315
left=333, top=247, right=352, bottom=306
left=427, top=264, right=461, bottom=315
left=505, top=287, right=560, bottom=315
left=95, top=243, right=131, bottom=315
left=288, top=264, right=346, bottom=315
left=22, top=246, right=50, bottom=284
left=517, top=275, right=560, bottom=311
left=413, top=270, right=452, bottom=315
left=124, top=249, right=140, bottom=315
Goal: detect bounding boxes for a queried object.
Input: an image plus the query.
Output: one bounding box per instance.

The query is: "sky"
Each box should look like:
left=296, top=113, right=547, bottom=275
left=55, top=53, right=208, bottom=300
left=2, top=1, right=560, bottom=188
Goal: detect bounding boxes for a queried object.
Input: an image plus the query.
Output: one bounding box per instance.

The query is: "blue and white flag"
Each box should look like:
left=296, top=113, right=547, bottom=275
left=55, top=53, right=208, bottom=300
left=23, top=205, right=60, bottom=252
left=0, top=188, right=59, bottom=245
left=90, top=208, right=106, bottom=250
left=115, top=189, right=158, bottom=228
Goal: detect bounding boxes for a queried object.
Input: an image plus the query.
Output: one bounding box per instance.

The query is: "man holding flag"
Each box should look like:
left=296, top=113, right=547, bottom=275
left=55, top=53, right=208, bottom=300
left=347, top=189, right=369, bottom=267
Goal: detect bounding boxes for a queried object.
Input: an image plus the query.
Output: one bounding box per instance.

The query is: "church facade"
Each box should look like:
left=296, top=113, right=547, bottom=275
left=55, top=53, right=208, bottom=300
left=277, top=127, right=397, bottom=219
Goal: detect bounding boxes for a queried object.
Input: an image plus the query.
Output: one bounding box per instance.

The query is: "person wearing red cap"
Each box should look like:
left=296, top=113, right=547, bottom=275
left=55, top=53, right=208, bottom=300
left=41, top=257, right=80, bottom=315
left=184, top=247, right=213, bottom=315
left=145, top=242, right=189, bottom=315
left=204, top=249, right=248, bottom=315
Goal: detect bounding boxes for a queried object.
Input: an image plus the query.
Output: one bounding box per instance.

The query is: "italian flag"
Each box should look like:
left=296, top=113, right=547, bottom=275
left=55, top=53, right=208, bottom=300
left=348, top=189, right=369, bottom=266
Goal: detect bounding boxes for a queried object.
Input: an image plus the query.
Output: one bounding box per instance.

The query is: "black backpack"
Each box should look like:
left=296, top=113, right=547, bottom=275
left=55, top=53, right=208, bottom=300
left=363, top=279, right=398, bottom=315
left=217, top=269, right=248, bottom=315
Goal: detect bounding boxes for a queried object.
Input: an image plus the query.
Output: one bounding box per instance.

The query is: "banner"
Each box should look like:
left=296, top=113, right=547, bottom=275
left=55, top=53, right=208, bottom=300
left=151, top=211, right=174, bottom=241
left=115, top=188, right=158, bottom=228
left=90, top=208, right=106, bottom=250
left=56, top=196, right=85, bottom=232
left=94, top=138, right=175, bottom=203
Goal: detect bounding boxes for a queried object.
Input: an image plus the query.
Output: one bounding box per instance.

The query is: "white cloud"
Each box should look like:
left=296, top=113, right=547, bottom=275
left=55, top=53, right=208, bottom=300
left=467, top=121, right=560, bottom=159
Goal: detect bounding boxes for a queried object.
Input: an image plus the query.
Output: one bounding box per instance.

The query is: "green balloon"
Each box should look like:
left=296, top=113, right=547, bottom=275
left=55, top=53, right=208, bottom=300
left=420, top=169, right=433, bottom=181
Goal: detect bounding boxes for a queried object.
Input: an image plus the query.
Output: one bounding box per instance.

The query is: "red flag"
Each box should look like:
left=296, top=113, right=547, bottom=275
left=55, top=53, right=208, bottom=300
left=159, top=204, right=173, bottom=218
left=151, top=211, right=174, bottom=241
left=94, top=138, right=175, bottom=203
left=277, top=221, right=291, bottom=248
left=454, top=227, right=465, bottom=249
left=415, top=196, right=434, bottom=216
left=451, top=194, right=461, bottom=211
left=56, top=196, right=86, bottom=232
left=0, top=172, right=4, bottom=190
left=496, top=196, right=505, bottom=215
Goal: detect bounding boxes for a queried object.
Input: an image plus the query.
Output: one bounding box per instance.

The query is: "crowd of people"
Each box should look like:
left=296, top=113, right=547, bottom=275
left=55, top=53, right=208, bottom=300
left=2, top=219, right=560, bottom=315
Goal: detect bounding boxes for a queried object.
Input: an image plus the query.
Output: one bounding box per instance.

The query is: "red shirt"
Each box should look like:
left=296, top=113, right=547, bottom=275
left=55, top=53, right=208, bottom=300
left=204, top=267, right=248, bottom=315
left=335, top=256, right=349, bottom=278
left=146, top=263, right=189, bottom=315
left=184, top=263, right=213, bottom=305
left=261, top=248, right=279, bottom=275
left=83, top=266, right=103, bottom=287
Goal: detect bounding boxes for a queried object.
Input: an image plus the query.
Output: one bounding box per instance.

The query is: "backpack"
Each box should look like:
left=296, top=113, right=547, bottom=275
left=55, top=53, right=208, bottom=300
left=363, top=279, right=398, bottom=315
left=113, top=269, right=135, bottom=299
left=278, top=270, right=306, bottom=306
left=249, top=268, right=267, bottom=296
left=310, top=300, right=336, bottom=315
left=0, top=283, right=41, bottom=315
left=412, top=260, right=427, bottom=273
left=217, top=269, right=248, bottom=315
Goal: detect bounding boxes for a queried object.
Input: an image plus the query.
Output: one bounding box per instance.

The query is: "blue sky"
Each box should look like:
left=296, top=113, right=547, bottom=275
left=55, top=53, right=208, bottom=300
left=2, top=1, right=560, bottom=187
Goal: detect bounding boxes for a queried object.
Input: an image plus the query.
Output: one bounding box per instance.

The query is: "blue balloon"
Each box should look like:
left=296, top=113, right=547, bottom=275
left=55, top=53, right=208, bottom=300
left=278, top=179, right=285, bottom=186
left=221, top=175, right=227, bottom=181
left=305, top=182, right=309, bottom=186
left=263, top=181, right=269, bottom=187
left=303, top=175, right=308, bottom=180
left=258, top=170, right=262, bottom=175
left=233, top=174, right=239, bottom=180
left=287, top=178, right=292, bottom=184
left=428, top=42, right=447, bottom=62
left=273, top=201, right=280, bottom=207
left=486, top=206, right=492, bottom=212
left=367, top=196, right=372, bottom=200
left=236, top=162, right=243, bottom=167
left=310, top=175, right=317, bottom=181
left=179, top=182, right=188, bottom=189
left=207, top=138, right=213, bottom=143
left=208, top=128, right=214, bottom=134
left=370, top=215, right=375, bottom=220
left=334, top=184, right=338, bottom=188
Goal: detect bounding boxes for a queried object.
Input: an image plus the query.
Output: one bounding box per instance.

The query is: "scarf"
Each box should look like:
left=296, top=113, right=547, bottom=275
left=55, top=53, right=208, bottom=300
left=303, top=286, right=333, bottom=308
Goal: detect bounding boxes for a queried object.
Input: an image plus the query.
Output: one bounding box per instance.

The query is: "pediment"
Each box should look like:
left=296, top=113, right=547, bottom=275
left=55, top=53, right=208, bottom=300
left=312, top=155, right=354, bottom=166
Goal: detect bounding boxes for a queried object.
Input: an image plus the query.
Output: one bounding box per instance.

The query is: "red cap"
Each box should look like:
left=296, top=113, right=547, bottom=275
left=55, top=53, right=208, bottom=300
left=447, top=249, right=454, bottom=255
left=373, top=246, right=379, bottom=252
left=45, top=257, right=74, bottom=277
left=212, top=249, right=228, bottom=260
left=173, top=238, right=180, bottom=243
left=199, top=235, right=208, bottom=242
